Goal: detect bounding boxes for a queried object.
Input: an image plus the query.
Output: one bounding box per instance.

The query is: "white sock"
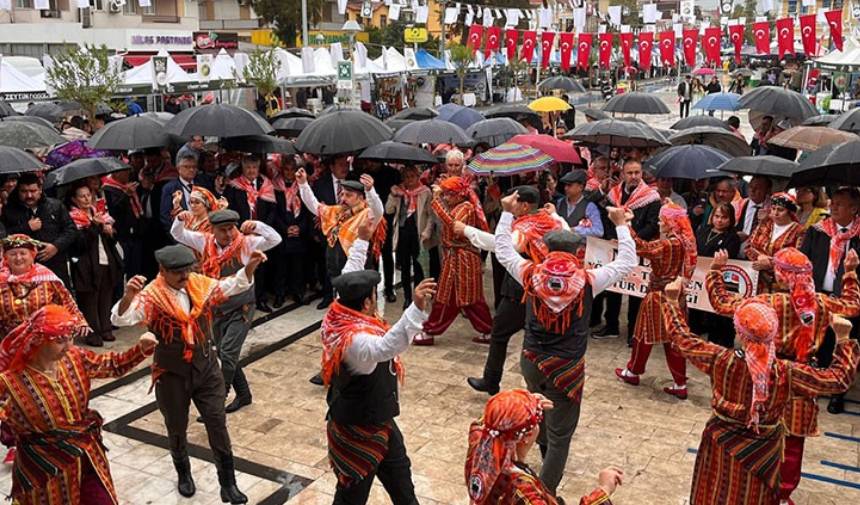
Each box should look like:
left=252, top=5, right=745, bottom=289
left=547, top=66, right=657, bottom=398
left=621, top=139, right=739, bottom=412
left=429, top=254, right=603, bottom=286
left=673, top=382, right=686, bottom=390
left=622, top=368, right=636, bottom=378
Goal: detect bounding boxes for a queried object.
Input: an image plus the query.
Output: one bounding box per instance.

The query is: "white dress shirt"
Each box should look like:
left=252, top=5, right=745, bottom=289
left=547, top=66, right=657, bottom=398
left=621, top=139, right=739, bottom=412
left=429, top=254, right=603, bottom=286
left=170, top=219, right=282, bottom=262
left=823, top=225, right=851, bottom=293
left=461, top=213, right=570, bottom=253
left=742, top=201, right=765, bottom=235
left=298, top=181, right=384, bottom=223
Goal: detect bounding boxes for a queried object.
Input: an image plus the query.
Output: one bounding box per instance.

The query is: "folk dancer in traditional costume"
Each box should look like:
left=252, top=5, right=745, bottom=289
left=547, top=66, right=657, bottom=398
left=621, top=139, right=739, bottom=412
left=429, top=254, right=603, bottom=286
left=171, top=209, right=281, bottom=414
left=744, top=193, right=804, bottom=293
left=111, top=244, right=267, bottom=503
left=172, top=185, right=228, bottom=234
left=495, top=191, right=637, bottom=495
left=321, top=214, right=437, bottom=504
left=615, top=202, right=697, bottom=399
left=416, top=176, right=493, bottom=345
left=662, top=278, right=860, bottom=505
left=0, top=305, right=157, bottom=505
left=458, top=186, right=568, bottom=395
left=466, top=389, right=624, bottom=505
left=706, top=247, right=860, bottom=504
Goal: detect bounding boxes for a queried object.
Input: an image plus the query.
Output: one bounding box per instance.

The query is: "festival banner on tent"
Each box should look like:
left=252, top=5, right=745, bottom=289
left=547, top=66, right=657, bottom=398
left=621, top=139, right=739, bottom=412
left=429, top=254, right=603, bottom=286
left=522, top=30, right=537, bottom=62
left=485, top=26, right=501, bottom=58
left=541, top=31, right=556, bottom=69
left=728, top=24, right=744, bottom=64
left=682, top=29, right=698, bottom=66
left=577, top=33, right=592, bottom=70
left=703, top=27, right=722, bottom=65
left=620, top=32, right=633, bottom=68
left=659, top=31, right=674, bottom=67
left=777, top=17, right=795, bottom=58
left=825, top=10, right=843, bottom=51
left=505, top=28, right=519, bottom=61
left=467, top=24, right=484, bottom=55
left=638, top=31, right=653, bottom=72
left=800, top=14, right=817, bottom=56
left=753, top=22, right=771, bottom=54
left=560, top=32, right=574, bottom=70
left=599, top=33, right=613, bottom=69
left=584, top=238, right=759, bottom=314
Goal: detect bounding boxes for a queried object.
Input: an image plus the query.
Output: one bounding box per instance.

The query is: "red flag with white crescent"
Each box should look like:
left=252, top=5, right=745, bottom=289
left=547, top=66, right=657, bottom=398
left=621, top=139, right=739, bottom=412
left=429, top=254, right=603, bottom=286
left=540, top=32, right=555, bottom=69
left=776, top=17, right=794, bottom=58
left=658, top=31, right=674, bottom=67
left=825, top=10, right=843, bottom=51
left=521, top=31, right=537, bottom=63
left=576, top=33, right=592, bottom=70
left=505, top=29, right=519, bottom=62
left=467, top=25, right=484, bottom=56
left=619, top=32, right=633, bottom=68
left=703, top=27, right=722, bottom=65
left=559, top=32, right=574, bottom=70
left=753, top=21, right=770, bottom=55
left=638, top=31, right=653, bottom=72
left=682, top=29, right=698, bottom=67
left=485, top=26, right=501, bottom=59
left=799, top=14, right=816, bottom=56
left=728, top=24, right=744, bottom=64
left=598, top=33, right=613, bottom=69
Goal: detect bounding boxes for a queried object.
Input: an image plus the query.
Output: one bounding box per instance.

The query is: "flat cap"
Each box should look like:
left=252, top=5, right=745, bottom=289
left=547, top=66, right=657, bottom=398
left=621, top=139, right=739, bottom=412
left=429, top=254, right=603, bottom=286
left=544, top=230, right=586, bottom=254
left=155, top=244, right=197, bottom=270
left=340, top=180, right=366, bottom=193
left=209, top=209, right=240, bottom=226
left=333, top=270, right=381, bottom=302
left=559, top=170, right=587, bottom=185
left=512, top=185, right=540, bottom=204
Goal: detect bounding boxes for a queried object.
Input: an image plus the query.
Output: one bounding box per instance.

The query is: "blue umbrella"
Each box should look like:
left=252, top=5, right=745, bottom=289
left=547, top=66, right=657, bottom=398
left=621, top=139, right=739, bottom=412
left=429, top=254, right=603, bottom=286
left=436, top=103, right=485, bottom=129
left=646, top=144, right=731, bottom=180
left=692, top=92, right=741, bottom=112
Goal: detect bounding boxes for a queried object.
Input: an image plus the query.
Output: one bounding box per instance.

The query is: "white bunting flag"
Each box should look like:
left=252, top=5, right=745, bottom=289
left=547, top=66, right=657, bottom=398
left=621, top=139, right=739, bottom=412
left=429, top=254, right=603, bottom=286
left=389, top=4, right=400, bottom=21
left=34, top=0, right=49, bottom=9
left=416, top=5, right=429, bottom=24
left=642, top=3, right=658, bottom=24
left=444, top=7, right=458, bottom=24
left=608, top=5, right=621, bottom=26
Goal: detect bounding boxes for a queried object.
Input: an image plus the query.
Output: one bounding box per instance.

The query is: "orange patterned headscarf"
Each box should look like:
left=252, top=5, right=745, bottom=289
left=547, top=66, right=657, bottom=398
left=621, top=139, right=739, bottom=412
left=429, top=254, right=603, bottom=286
left=773, top=247, right=817, bottom=362
left=660, top=202, right=697, bottom=279
left=440, top=176, right=488, bottom=231
left=0, top=305, right=76, bottom=373
left=733, top=300, right=778, bottom=432
left=465, top=389, right=545, bottom=505
left=320, top=301, right=400, bottom=386
left=522, top=251, right=590, bottom=334
left=512, top=210, right=564, bottom=263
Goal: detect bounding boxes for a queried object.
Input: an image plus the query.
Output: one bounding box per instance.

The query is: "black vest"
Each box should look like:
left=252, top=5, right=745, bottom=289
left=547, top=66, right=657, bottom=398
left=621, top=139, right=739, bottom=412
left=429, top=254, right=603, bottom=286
left=558, top=198, right=590, bottom=229
left=523, top=285, right=593, bottom=360
left=149, top=310, right=216, bottom=377
left=214, top=254, right=254, bottom=314
left=327, top=360, right=400, bottom=425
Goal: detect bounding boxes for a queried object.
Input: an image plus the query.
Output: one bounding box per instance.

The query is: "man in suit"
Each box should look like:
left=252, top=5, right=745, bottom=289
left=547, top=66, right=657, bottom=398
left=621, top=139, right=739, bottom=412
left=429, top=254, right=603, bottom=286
left=310, top=155, right=351, bottom=309
left=800, top=187, right=860, bottom=414
left=103, top=167, right=144, bottom=280
left=677, top=74, right=693, bottom=118
left=735, top=175, right=772, bottom=244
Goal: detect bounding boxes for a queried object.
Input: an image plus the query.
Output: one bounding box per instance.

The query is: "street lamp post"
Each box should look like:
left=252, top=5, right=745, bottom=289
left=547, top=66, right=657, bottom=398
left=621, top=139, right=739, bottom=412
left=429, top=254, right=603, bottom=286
left=302, top=0, right=309, bottom=47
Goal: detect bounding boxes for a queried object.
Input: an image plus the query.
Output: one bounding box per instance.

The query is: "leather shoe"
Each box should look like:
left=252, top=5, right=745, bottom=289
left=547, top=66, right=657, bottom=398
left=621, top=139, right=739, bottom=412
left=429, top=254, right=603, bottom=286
left=225, top=395, right=252, bottom=414
left=614, top=368, right=640, bottom=386
left=309, top=373, right=324, bottom=386
left=255, top=301, right=272, bottom=313
left=272, top=295, right=285, bottom=309
left=663, top=386, right=688, bottom=400
left=402, top=298, right=412, bottom=310
left=316, top=298, right=333, bottom=310
left=384, top=290, right=397, bottom=303
left=827, top=396, right=845, bottom=414
left=102, top=333, right=116, bottom=342
left=467, top=377, right=500, bottom=396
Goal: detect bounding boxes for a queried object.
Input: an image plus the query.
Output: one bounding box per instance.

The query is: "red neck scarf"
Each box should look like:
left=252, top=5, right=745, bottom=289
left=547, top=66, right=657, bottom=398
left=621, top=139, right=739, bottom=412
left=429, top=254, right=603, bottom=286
left=320, top=301, right=400, bottom=386
left=0, top=261, right=61, bottom=285
left=607, top=180, right=660, bottom=210
left=271, top=174, right=302, bottom=218
left=69, top=201, right=114, bottom=230
left=522, top=251, right=590, bottom=334
left=399, top=185, right=430, bottom=218
left=200, top=233, right=247, bottom=279
left=229, top=176, right=276, bottom=219
left=102, top=175, right=143, bottom=218
left=512, top=210, right=563, bottom=263
left=814, top=216, right=860, bottom=275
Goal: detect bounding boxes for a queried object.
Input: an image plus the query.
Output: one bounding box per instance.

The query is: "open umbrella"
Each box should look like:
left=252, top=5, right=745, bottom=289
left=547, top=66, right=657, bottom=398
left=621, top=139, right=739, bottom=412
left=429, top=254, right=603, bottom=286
left=668, top=126, right=750, bottom=157
left=466, top=118, right=528, bottom=147
left=140, top=111, right=175, bottom=124
left=563, top=119, right=670, bottom=148
left=646, top=145, right=731, bottom=180
left=732, top=68, right=753, bottom=77
left=767, top=126, right=856, bottom=152
left=0, top=121, right=65, bottom=149
left=45, top=140, right=111, bottom=169
left=87, top=115, right=169, bottom=150
left=357, top=141, right=438, bottom=164
left=737, top=86, right=817, bottom=121
left=0, top=146, right=46, bottom=174
left=670, top=115, right=730, bottom=131
left=45, top=157, right=130, bottom=188
left=467, top=142, right=554, bottom=176
left=528, top=96, right=571, bottom=113
left=787, top=140, right=860, bottom=187
left=509, top=134, right=582, bottom=164
left=0, top=101, right=18, bottom=118
left=390, top=107, right=437, bottom=121
left=828, top=108, right=860, bottom=133
left=296, top=110, right=392, bottom=155
left=384, top=119, right=414, bottom=132
left=716, top=155, right=801, bottom=179
left=580, top=108, right=611, bottom=121
left=484, top=103, right=540, bottom=121
left=56, top=100, right=83, bottom=113
left=271, top=116, right=314, bottom=137
left=269, top=108, right=315, bottom=122
left=221, top=135, right=296, bottom=154
left=692, top=67, right=716, bottom=76
left=538, top=75, right=586, bottom=93
left=0, top=115, right=57, bottom=130
left=165, top=104, right=274, bottom=138
left=26, top=103, right=64, bottom=123
left=436, top=103, right=484, bottom=129
left=393, top=119, right=472, bottom=146
left=603, top=92, right=671, bottom=115
left=692, top=92, right=741, bottom=112
left=801, top=114, right=838, bottom=127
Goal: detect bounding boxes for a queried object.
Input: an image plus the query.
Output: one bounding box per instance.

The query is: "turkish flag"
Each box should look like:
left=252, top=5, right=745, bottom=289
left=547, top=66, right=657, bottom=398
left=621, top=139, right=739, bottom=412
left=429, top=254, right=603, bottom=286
left=799, top=14, right=816, bottom=56
left=825, top=10, right=843, bottom=51
left=577, top=33, right=592, bottom=70
left=559, top=33, right=574, bottom=70
left=658, top=31, right=674, bottom=67
left=703, top=27, right=722, bottom=65
left=638, top=31, right=653, bottom=73
left=467, top=25, right=484, bottom=56
left=753, top=22, right=770, bottom=55
left=521, top=31, right=537, bottom=63
left=485, top=26, right=501, bottom=59
left=728, top=25, right=744, bottom=65
left=620, top=32, right=633, bottom=68
left=682, top=29, right=698, bottom=67
left=598, top=33, right=613, bottom=69
left=540, top=32, right=555, bottom=69
left=776, top=17, right=794, bottom=58
left=505, top=29, right=519, bottom=62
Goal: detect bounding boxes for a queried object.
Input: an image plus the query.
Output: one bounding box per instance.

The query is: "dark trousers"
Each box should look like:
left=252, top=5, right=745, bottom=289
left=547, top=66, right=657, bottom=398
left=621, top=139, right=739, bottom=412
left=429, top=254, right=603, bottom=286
left=689, top=310, right=735, bottom=348
left=120, top=239, right=144, bottom=279
left=482, top=296, right=526, bottom=385
left=213, top=305, right=254, bottom=391
left=603, top=292, right=642, bottom=339
left=396, top=222, right=423, bottom=302
left=382, top=215, right=395, bottom=293
left=679, top=100, right=690, bottom=118
left=490, top=254, right=506, bottom=309
left=77, top=266, right=115, bottom=340
left=155, top=361, right=233, bottom=465
left=274, top=246, right=307, bottom=300
left=428, top=246, right=440, bottom=281
left=333, top=422, right=418, bottom=505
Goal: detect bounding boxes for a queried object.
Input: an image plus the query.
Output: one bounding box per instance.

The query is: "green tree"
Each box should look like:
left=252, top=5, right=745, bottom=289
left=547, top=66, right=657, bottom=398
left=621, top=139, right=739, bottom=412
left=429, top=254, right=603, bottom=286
left=45, top=44, right=122, bottom=121
left=252, top=0, right=326, bottom=47
left=367, top=21, right=440, bottom=59
left=243, top=48, right=279, bottom=116
left=448, top=42, right=471, bottom=99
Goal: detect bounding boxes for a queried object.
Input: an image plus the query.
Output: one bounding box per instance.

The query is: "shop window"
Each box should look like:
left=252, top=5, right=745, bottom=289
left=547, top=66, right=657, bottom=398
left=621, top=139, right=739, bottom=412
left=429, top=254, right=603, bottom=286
left=16, top=0, right=33, bottom=8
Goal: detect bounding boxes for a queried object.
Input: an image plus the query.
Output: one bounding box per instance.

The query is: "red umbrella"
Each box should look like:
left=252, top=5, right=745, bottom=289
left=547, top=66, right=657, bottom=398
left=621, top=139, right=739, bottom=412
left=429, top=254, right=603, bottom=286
left=509, top=134, right=582, bottom=164
left=693, top=67, right=715, bottom=76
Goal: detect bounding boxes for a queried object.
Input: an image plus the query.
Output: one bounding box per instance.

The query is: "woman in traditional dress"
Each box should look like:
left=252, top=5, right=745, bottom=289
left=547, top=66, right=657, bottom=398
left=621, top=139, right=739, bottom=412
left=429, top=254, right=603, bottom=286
left=745, top=192, right=804, bottom=293
left=172, top=185, right=226, bottom=234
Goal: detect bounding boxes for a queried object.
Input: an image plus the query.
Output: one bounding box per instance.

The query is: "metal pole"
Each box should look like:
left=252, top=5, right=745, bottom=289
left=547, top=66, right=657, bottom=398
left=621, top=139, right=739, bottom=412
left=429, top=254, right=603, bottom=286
left=301, top=0, right=309, bottom=47
left=440, top=0, right=447, bottom=66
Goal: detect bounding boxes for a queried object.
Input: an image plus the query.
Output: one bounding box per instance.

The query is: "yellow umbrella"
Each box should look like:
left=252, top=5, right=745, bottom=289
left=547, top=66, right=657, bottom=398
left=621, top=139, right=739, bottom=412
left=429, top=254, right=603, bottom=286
left=528, top=96, right=571, bottom=113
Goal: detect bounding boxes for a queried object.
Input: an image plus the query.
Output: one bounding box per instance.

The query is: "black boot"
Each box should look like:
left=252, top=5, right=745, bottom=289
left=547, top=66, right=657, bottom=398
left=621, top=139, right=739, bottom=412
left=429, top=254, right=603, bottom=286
left=309, top=373, right=324, bottom=386
left=217, top=457, right=248, bottom=504
left=172, top=454, right=196, bottom=498
left=828, top=394, right=846, bottom=414
left=225, top=369, right=252, bottom=414
left=466, top=371, right=501, bottom=396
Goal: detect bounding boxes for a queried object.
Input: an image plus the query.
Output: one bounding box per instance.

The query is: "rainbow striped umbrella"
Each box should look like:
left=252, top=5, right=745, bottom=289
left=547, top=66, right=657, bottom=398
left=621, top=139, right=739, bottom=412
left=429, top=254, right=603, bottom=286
left=467, top=142, right=554, bottom=176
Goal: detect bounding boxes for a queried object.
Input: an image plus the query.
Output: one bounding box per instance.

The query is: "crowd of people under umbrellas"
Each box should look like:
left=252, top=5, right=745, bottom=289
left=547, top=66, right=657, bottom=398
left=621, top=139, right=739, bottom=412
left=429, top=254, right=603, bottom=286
left=0, top=84, right=858, bottom=505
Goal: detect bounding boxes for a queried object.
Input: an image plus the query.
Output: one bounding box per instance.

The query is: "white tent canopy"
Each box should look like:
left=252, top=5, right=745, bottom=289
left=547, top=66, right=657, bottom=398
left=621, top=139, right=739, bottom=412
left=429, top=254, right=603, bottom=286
left=0, top=59, right=46, bottom=93
left=373, top=47, right=419, bottom=73
left=122, top=49, right=194, bottom=86
left=815, top=38, right=860, bottom=68
left=206, top=48, right=239, bottom=81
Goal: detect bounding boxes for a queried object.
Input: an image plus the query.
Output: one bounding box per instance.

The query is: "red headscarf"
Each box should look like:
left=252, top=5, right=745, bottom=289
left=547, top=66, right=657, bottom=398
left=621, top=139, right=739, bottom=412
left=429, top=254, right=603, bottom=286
left=522, top=251, right=590, bottom=334
left=773, top=247, right=817, bottom=362
left=660, top=202, right=697, bottom=279
left=0, top=305, right=77, bottom=373
left=512, top=210, right=564, bottom=263
left=440, top=176, right=489, bottom=231
left=733, top=300, right=778, bottom=432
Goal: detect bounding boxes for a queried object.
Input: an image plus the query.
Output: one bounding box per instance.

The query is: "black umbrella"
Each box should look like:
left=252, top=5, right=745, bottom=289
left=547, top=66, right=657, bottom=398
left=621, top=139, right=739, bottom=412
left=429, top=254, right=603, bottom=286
left=56, top=100, right=83, bottom=113
left=26, top=103, right=64, bottom=123
left=737, top=86, right=817, bottom=121
left=538, top=76, right=586, bottom=93
left=716, top=155, right=801, bottom=179
left=0, top=146, right=46, bottom=174
left=390, top=107, right=437, bottom=121
left=269, top=107, right=316, bottom=122
left=384, top=119, right=415, bottom=132
left=580, top=107, right=610, bottom=121
left=668, top=126, right=751, bottom=158
left=484, top=103, right=540, bottom=121
left=0, top=101, right=18, bottom=118
left=0, top=115, right=56, bottom=130
left=296, top=110, right=392, bottom=155
left=0, top=121, right=65, bottom=149
left=801, top=114, right=839, bottom=127
left=393, top=119, right=472, bottom=146
left=828, top=108, right=860, bottom=133
left=670, top=115, right=731, bottom=131
left=45, top=157, right=130, bottom=188
left=87, top=115, right=169, bottom=150
left=357, top=141, right=438, bottom=164
left=140, top=111, right=175, bottom=124
left=603, top=92, right=671, bottom=115
left=466, top=118, right=528, bottom=147
left=271, top=116, right=314, bottom=137
left=221, top=135, right=296, bottom=154
left=562, top=119, right=670, bottom=148
left=646, top=145, right=731, bottom=180
left=787, top=140, right=860, bottom=187
left=164, top=104, right=274, bottom=138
